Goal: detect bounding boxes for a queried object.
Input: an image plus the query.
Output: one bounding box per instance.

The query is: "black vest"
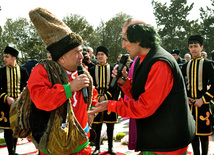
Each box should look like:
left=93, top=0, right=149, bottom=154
left=133, top=46, right=195, bottom=152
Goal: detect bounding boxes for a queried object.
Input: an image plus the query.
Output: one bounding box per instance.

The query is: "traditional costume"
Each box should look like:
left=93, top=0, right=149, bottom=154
left=0, top=46, right=29, bottom=155
left=28, top=7, right=98, bottom=154
left=108, top=46, right=195, bottom=154
left=89, top=46, right=118, bottom=154
left=182, top=35, right=214, bottom=155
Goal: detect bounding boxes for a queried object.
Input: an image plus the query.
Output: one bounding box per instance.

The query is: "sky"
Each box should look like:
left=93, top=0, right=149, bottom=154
left=0, top=0, right=212, bottom=29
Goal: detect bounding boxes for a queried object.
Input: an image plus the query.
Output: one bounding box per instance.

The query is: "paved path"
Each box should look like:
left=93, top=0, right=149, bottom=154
left=0, top=117, right=214, bottom=155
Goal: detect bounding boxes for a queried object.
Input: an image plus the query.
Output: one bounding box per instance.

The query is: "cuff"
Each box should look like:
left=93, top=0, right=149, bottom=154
left=63, top=84, right=72, bottom=99
left=107, top=100, right=117, bottom=113
left=203, top=92, right=214, bottom=104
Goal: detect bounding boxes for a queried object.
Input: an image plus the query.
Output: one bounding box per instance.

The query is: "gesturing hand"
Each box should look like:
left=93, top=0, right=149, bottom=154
left=88, top=100, right=109, bottom=115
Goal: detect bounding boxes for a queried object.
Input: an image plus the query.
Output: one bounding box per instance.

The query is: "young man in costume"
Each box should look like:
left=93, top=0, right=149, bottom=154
left=28, top=8, right=98, bottom=155
left=89, top=23, right=195, bottom=154
left=89, top=46, right=117, bottom=155
left=182, top=35, right=214, bottom=155
left=0, top=46, right=29, bottom=155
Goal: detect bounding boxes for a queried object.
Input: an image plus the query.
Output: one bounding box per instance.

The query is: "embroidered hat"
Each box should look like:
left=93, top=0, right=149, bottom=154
left=3, top=46, right=19, bottom=58
left=96, top=46, right=109, bottom=57
left=29, top=7, right=83, bottom=61
left=188, top=35, right=203, bottom=46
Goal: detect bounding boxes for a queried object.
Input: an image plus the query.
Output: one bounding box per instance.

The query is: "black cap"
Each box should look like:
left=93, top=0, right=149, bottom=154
left=96, top=46, right=109, bottom=57
left=171, top=49, right=180, bottom=55
left=188, top=35, right=203, bottom=46
left=3, top=46, right=19, bottom=58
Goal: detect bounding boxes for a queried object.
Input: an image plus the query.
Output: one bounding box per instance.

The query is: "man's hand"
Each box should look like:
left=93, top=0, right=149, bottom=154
left=87, top=113, right=95, bottom=126
left=194, top=98, right=203, bottom=107
left=7, top=96, right=15, bottom=106
left=88, top=100, right=109, bottom=115
left=187, top=97, right=195, bottom=105
left=99, top=96, right=105, bottom=102
left=112, top=64, right=128, bottom=86
left=69, top=74, right=89, bottom=92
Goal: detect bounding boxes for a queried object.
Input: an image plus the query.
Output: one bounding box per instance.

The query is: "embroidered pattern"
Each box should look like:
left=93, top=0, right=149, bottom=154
left=199, top=112, right=210, bottom=126
left=0, top=111, right=7, bottom=122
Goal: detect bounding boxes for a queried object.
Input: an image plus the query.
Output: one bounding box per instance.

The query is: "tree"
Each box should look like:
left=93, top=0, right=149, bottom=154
left=152, top=0, right=201, bottom=57
left=2, top=18, right=46, bottom=64
left=96, top=12, right=132, bottom=64
left=63, top=14, right=100, bottom=50
left=200, top=0, right=214, bottom=58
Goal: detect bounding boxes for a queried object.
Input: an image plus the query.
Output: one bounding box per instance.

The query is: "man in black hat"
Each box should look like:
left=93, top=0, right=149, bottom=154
left=182, top=34, right=214, bottom=155
left=89, top=46, right=117, bottom=155
left=171, top=49, right=186, bottom=70
left=0, top=46, right=29, bottom=155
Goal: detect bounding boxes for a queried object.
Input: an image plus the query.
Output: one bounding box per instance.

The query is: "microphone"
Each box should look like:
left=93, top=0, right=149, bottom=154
left=77, top=65, right=88, bottom=103
left=110, top=54, right=128, bottom=88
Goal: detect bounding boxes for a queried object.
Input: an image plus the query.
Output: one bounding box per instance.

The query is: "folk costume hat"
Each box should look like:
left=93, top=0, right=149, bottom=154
left=96, top=46, right=109, bottom=57
left=188, top=35, right=203, bottom=46
left=3, top=46, right=19, bottom=58
left=29, top=7, right=83, bottom=61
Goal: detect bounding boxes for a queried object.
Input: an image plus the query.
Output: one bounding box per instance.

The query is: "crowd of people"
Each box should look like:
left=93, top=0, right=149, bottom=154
left=0, top=7, right=214, bottom=155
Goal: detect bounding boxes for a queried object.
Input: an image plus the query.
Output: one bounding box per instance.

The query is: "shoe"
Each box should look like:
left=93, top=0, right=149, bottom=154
left=92, top=149, right=100, bottom=155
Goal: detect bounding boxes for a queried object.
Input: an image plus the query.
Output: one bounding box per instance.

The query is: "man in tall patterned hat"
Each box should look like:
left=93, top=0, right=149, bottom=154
left=89, top=46, right=117, bottom=155
left=28, top=7, right=98, bottom=154
left=0, top=46, right=29, bottom=155
left=182, top=34, right=214, bottom=155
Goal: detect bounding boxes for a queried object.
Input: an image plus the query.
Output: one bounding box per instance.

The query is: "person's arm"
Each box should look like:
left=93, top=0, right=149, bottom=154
left=201, top=61, right=214, bottom=104
left=93, top=61, right=174, bottom=119
left=27, top=65, right=68, bottom=111
left=108, top=61, right=174, bottom=118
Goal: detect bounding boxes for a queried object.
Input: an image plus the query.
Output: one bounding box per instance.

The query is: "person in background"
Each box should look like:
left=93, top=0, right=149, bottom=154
left=113, top=53, right=122, bottom=67
left=184, top=53, right=191, bottom=62
left=89, top=22, right=195, bottom=155
left=89, top=46, right=117, bottom=155
left=46, top=51, right=52, bottom=60
left=201, top=51, right=208, bottom=59
left=82, top=46, right=95, bottom=71
left=88, top=47, right=98, bottom=64
left=28, top=7, right=98, bottom=155
left=171, top=49, right=186, bottom=69
left=182, top=35, right=214, bottom=155
left=0, top=46, right=29, bottom=155
left=22, top=59, right=39, bottom=75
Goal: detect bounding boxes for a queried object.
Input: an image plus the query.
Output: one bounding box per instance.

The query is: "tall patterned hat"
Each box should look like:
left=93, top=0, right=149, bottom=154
left=29, top=7, right=83, bottom=61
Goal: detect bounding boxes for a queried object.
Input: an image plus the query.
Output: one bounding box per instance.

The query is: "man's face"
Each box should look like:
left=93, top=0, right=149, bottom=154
left=201, top=53, right=207, bottom=59
left=122, top=30, right=141, bottom=58
left=59, top=46, right=83, bottom=71
left=47, top=53, right=52, bottom=60
left=171, top=53, right=179, bottom=61
left=3, top=53, right=16, bottom=66
left=185, top=55, right=191, bottom=62
left=97, top=52, right=108, bottom=64
left=188, top=43, right=203, bottom=59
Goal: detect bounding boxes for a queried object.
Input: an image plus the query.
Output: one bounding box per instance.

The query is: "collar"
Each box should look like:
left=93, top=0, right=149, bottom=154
left=65, top=69, right=78, bottom=79
left=138, top=54, right=147, bottom=64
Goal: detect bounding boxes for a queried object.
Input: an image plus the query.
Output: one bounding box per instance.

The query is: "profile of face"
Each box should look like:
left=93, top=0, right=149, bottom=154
left=171, top=53, right=179, bottom=61
left=58, top=45, right=83, bottom=71
left=3, top=53, right=16, bottom=66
